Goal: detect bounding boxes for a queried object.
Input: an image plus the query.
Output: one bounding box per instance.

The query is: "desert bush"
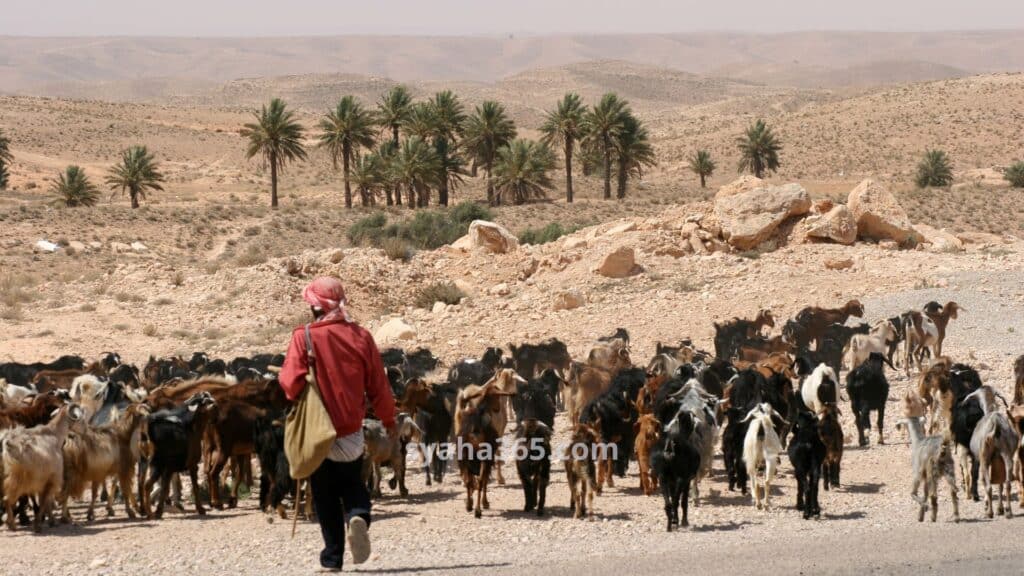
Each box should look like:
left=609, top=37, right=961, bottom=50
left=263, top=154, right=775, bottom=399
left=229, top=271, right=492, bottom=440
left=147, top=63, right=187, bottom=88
left=142, top=324, right=158, bottom=337
left=518, top=222, right=575, bottom=245
left=915, top=149, right=953, bottom=188
left=171, top=270, right=185, bottom=286
left=449, top=201, right=493, bottom=225
left=382, top=237, right=414, bottom=262
left=1005, top=161, right=1024, bottom=188
left=415, top=281, right=466, bottom=309
left=235, top=244, right=267, bottom=267
left=347, top=212, right=389, bottom=246
left=0, top=273, right=37, bottom=308
left=348, top=202, right=488, bottom=251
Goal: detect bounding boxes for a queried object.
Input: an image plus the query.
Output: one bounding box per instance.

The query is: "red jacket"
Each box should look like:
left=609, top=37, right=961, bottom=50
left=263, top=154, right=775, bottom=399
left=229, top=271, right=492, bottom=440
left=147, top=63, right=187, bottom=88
left=279, top=318, right=395, bottom=437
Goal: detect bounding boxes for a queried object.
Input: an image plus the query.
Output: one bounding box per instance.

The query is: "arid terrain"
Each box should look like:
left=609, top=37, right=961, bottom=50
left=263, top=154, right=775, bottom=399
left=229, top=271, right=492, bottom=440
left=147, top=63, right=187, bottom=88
left=2, top=31, right=1024, bottom=575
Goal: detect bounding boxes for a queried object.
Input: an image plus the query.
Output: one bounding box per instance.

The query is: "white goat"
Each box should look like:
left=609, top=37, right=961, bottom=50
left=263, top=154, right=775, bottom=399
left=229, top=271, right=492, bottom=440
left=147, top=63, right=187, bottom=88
left=669, top=379, right=719, bottom=505
left=2, top=404, right=85, bottom=531
left=904, top=314, right=940, bottom=374
left=964, top=386, right=1017, bottom=519
left=742, top=402, right=787, bottom=510
left=69, top=374, right=109, bottom=421
left=897, top=391, right=960, bottom=522
left=0, top=379, right=36, bottom=408
left=799, top=363, right=839, bottom=415
left=845, top=321, right=897, bottom=370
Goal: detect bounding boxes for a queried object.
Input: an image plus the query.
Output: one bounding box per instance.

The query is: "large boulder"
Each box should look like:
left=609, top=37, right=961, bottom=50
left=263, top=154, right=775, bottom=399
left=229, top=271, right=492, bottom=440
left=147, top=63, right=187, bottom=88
left=596, top=247, right=640, bottom=278
left=374, top=318, right=417, bottom=344
left=467, top=220, right=519, bottom=254
left=713, top=183, right=812, bottom=250
left=715, top=175, right=764, bottom=199
left=804, top=204, right=857, bottom=245
left=847, top=179, right=916, bottom=244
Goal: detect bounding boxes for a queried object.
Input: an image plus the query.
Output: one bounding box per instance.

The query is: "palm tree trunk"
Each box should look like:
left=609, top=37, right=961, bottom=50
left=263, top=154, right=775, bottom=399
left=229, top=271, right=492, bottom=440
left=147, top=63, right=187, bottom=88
left=565, top=141, right=574, bottom=203
left=486, top=159, right=494, bottom=206
left=616, top=160, right=627, bottom=199
left=385, top=185, right=394, bottom=206
left=131, top=189, right=140, bottom=209
left=343, top=144, right=352, bottom=209
left=407, top=185, right=416, bottom=209
left=602, top=140, right=612, bottom=200
left=700, top=174, right=706, bottom=188
left=270, top=153, right=279, bottom=209
left=392, top=126, right=402, bottom=206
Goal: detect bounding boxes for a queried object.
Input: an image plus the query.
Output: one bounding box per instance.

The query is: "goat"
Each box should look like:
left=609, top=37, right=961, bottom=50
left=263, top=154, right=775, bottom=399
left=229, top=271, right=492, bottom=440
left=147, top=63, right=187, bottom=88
left=1014, top=355, right=1024, bottom=405
left=565, top=423, right=601, bottom=519
left=586, top=339, right=632, bottom=373
left=952, top=392, right=985, bottom=502
left=455, top=376, right=514, bottom=517
left=634, top=413, right=660, bottom=496
left=902, top=312, right=940, bottom=374
left=0, top=355, right=85, bottom=387
left=253, top=415, right=292, bottom=520
left=0, top=391, right=69, bottom=430
left=923, top=301, right=963, bottom=358
left=508, top=339, right=572, bottom=380
left=514, top=419, right=551, bottom=516
left=964, top=386, right=1016, bottom=518
left=448, top=347, right=505, bottom=389
left=0, top=379, right=35, bottom=407
left=661, top=379, right=718, bottom=505
left=514, top=372, right=557, bottom=429
left=1009, top=405, right=1024, bottom=507
left=918, top=359, right=982, bottom=435
left=401, top=379, right=453, bottom=485
left=362, top=414, right=422, bottom=498
left=846, top=352, right=895, bottom=446
left=786, top=300, right=865, bottom=350
left=713, top=309, right=775, bottom=360
left=651, top=408, right=701, bottom=531
left=2, top=404, right=85, bottom=531
left=896, top=391, right=960, bottom=523
left=819, top=403, right=844, bottom=490
left=742, top=402, right=787, bottom=510
left=59, top=403, right=150, bottom=522
left=456, top=369, right=523, bottom=485
left=578, top=368, right=645, bottom=488
left=140, top=392, right=218, bottom=519
left=787, top=410, right=825, bottom=519
left=598, top=328, right=631, bottom=345
left=796, top=361, right=838, bottom=415
left=844, top=321, right=897, bottom=371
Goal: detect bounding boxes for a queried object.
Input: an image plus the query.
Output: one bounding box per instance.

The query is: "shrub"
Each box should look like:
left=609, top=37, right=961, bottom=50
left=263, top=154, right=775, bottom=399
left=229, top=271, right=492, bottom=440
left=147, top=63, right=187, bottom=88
left=449, top=201, right=493, bottom=226
left=382, top=237, right=414, bottom=262
left=518, top=223, right=573, bottom=245
left=1005, top=161, right=1024, bottom=188
left=235, top=244, right=266, bottom=267
left=415, top=281, right=466, bottom=309
left=171, top=270, right=185, bottom=286
left=347, top=212, right=388, bottom=246
left=142, top=324, right=158, bottom=337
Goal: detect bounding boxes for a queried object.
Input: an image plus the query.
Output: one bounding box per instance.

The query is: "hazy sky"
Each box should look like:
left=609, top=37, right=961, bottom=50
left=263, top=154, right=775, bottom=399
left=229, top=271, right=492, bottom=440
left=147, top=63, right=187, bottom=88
left=2, top=0, right=1023, bottom=36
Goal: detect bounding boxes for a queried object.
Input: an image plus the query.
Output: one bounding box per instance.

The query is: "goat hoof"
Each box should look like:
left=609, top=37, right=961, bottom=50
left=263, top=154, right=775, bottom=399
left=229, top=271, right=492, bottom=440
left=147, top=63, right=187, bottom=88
left=197, top=509, right=207, bottom=516
left=227, top=499, right=238, bottom=509
left=400, top=489, right=409, bottom=498
left=474, top=509, right=482, bottom=519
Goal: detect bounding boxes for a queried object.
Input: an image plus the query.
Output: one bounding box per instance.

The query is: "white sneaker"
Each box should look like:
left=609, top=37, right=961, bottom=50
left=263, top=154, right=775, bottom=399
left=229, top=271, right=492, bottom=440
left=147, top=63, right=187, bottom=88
left=347, top=517, right=370, bottom=565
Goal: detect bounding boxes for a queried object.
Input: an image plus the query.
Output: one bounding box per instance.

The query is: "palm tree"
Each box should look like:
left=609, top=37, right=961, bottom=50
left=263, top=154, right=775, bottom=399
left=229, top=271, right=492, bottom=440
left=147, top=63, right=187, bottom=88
left=428, top=91, right=467, bottom=206
left=240, top=98, right=307, bottom=209
left=377, top=86, right=413, bottom=206
left=350, top=152, right=382, bottom=207
left=391, top=137, right=441, bottom=209
left=583, top=93, right=630, bottom=199
left=51, top=165, right=99, bottom=207
left=105, top=146, right=164, bottom=209
left=0, top=128, right=12, bottom=191
left=375, top=140, right=399, bottom=205
left=493, top=139, right=556, bottom=205
left=318, top=96, right=377, bottom=208
left=613, top=114, right=656, bottom=199
left=463, top=100, right=517, bottom=206
left=540, top=93, right=587, bottom=203
left=736, top=119, right=781, bottom=178
left=915, top=149, right=954, bottom=188
left=688, top=149, right=716, bottom=188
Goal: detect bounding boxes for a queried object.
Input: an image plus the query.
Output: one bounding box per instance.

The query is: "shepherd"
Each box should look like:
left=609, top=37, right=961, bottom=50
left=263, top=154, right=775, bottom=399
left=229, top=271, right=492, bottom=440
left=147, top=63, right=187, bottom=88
left=279, top=277, right=396, bottom=572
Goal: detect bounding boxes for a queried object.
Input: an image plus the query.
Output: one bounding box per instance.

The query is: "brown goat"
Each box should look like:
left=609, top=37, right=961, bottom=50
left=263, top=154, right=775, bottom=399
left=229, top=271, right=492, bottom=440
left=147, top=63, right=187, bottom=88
left=1013, top=355, right=1024, bottom=406
left=60, top=403, right=151, bottom=522
left=819, top=403, right=844, bottom=490
left=565, top=363, right=614, bottom=425
left=566, top=423, right=602, bottom=519
left=791, top=300, right=865, bottom=349
left=635, top=414, right=660, bottom=496
left=32, top=370, right=87, bottom=394
left=713, top=309, right=775, bottom=359
left=735, top=337, right=796, bottom=363
left=923, top=301, right=963, bottom=358
left=1008, top=405, right=1024, bottom=506
left=917, top=357, right=954, bottom=434
left=0, top=392, right=68, bottom=430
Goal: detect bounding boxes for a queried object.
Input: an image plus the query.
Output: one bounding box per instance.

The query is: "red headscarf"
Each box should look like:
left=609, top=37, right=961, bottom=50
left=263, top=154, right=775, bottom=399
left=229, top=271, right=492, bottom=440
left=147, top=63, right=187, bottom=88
left=302, top=277, right=351, bottom=322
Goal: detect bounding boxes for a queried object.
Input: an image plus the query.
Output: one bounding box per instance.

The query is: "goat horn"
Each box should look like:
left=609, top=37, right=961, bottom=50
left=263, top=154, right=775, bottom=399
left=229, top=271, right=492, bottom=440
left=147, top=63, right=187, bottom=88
left=995, top=390, right=1010, bottom=409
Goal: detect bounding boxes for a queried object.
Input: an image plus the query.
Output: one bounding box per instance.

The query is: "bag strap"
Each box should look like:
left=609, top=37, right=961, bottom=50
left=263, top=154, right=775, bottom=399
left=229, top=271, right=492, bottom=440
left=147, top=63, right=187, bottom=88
left=304, top=323, right=322, bottom=396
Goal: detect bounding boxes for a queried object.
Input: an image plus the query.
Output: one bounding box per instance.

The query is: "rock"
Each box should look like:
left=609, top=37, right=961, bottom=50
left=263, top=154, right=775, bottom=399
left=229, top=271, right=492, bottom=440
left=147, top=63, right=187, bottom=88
left=562, top=237, right=588, bottom=250
left=804, top=204, right=857, bottom=245
left=130, top=241, right=148, bottom=252
left=453, top=279, right=475, bottom=294
left=517, top=257, right=539, bottom=281
left=688, top=233, right=708, bottom=255
left=847, top=179, right=917, bottom=245
left=713, top=183, right=812, bottom=250
left=373, top=318, right=417, bottom=344
left=956, top=231, right=1007, bottom=246
left=914, top=224, right=965, bottom=253
left=327, top=249, right=345, bottom=264
left=450, top=235, right=474, bottom=251
left=68, top=240, right=87, bottom=252
left=605, top=222, right=637, bottom=236
left=488, top=283, right=510, bottom=296
left=825, top=257, right=854, bottom=270
left=88, top=241, right=102, bottom=250
left=715, top=175, right=764, bottom=199
left=33, top=240, right=59, bottom=253
left=431, top=301, right=447, bottom=315
left=879, top=240, right=899, bottom=250
left=110, top=242, right=132, bottom=254
left=597, top=247, right=640, bottom=278
left=552, top=290, right=585, bottom=311
left=467, top=220, right=519, bottom=254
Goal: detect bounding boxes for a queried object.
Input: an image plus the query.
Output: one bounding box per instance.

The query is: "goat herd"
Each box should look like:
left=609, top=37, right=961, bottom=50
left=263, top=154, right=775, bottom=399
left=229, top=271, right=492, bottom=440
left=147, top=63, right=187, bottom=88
left=0, top=298, right=1019, bottom=537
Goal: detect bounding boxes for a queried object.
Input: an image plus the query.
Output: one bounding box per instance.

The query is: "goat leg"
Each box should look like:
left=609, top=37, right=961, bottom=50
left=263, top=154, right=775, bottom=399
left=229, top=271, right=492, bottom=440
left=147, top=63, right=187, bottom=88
left=118, top=471, right=137, bottom=520
left=190, top=467, right=206, bottom=516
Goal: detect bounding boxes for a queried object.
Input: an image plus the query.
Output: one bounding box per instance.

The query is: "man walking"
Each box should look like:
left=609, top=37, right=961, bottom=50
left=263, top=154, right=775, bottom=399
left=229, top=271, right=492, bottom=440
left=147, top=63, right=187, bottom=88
left=279, top=277, right=396, bottom=572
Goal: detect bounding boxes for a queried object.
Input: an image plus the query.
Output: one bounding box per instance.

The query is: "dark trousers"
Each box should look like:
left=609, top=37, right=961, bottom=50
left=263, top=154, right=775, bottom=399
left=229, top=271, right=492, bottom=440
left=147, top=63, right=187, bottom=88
left=309, top=456, right=372, bottom=569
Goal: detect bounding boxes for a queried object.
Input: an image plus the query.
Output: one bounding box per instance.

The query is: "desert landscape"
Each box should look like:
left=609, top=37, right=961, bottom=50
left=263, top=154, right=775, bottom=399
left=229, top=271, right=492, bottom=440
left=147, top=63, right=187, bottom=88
left=2, top=30, right=1024, bottom=575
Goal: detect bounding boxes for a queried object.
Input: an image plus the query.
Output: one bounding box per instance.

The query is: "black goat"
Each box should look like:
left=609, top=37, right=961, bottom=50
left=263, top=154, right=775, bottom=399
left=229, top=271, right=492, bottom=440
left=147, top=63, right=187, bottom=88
left=514, top=419, right=551, bottom=516
left=651, top=408, right=701, bottom=531
left=847, top=352, right=894, bottom=447
left=0, top=355, right=85, bottom=387
left=508, top=339, right=572, bottom=380
left=787, top=410, right=825, bottom=519
left=254, top=414, right=293, bottom=519
left=413, top=384, right=454, bottom=485
left=597, top=328, right=631, bottom=345
left=514, top=374, right=557, bottom=429
left=448, top=347, right=505, bottom=389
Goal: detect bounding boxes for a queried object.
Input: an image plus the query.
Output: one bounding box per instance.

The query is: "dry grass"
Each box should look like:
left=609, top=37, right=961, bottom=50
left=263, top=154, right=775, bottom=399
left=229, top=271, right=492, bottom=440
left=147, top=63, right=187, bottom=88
left=0, top=273, right=38, bottom=308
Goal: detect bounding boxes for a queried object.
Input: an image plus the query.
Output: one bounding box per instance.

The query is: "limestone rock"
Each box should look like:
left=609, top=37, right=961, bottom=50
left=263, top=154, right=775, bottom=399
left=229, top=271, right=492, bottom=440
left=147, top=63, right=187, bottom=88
left=562, top=237, right=588, bottom=250
left=605, top=222, right=637, bottom=236
left=914, top=223, right=965, bottom=253
left=488, top=283, right=510, bottom=296
left=552, top=290, right=585, bottom=311
left=467, top=220, right=519, bottom=254
left=825, top=257, right=854, bottom=270
left=596, top=247, right=640, bottom=278
left=374, top=318, right=417, bottom=344
left=847, top=179, right=916, bottom=245
left=110, top=242, right=132, bottom=254
left=714, top=183, right=812, bottom=250
left=130, top=241, right=148, bottom=252
left=33, top=240, right=58, bottom=253
left=804, top=204, right=857, bottom=245
left=716, top=175, right=764, bottom=199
